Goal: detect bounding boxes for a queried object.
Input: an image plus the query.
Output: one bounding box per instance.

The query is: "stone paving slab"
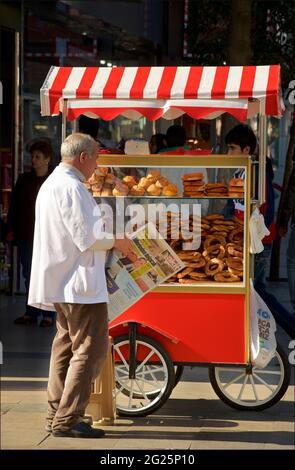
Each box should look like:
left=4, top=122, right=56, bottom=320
left=1, top=383, right=294, bottom=450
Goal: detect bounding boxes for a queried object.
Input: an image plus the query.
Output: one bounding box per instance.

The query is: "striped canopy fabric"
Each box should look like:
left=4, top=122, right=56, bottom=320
left=40, top=65, right=282, bottom=121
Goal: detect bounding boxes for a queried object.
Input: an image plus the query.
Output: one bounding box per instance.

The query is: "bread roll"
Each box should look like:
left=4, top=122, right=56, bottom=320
left=147, top=184, right=162, bottom=196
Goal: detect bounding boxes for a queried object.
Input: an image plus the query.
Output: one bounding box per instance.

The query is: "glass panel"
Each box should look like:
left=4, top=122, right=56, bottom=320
left=87, top=163, right=246, bottom=286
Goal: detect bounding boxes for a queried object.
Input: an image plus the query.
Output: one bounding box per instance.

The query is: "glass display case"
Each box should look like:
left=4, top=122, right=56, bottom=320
left=91, top=154, right=251, bottom=294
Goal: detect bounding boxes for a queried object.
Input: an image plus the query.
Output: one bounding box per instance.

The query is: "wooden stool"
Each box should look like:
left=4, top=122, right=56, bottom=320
left=86, top=336, right=116, bottom=425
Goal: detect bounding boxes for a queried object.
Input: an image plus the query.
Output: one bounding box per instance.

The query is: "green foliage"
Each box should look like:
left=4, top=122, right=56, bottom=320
left=187, top=0, right=231, bottom=65
left=187, top=0, right=295, bottom=89
left=252, top=1, right=295, bottom=88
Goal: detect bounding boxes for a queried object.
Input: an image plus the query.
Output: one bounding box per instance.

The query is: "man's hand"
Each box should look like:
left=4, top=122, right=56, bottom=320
left=114, top=236, right=134, bottom=257
left=278, top=226, right=288, bottom=238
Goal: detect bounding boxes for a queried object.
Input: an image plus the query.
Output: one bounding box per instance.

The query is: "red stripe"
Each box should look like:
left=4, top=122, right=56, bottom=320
left=211, top=66, right=230, bottom=99
left=49, top=67, right=72, bottom=115
left=130, top=67, right=151, bottom=99
left=184, top=66, right=203, bottom=98
left=265, top=64, right=280, bottom=115
left=157, top=66, right=177, bottom=99
left=68, top=104, right=247, bottom=122
left=239, top=66, right=256, bottom=98
left=103, top=67, right=125, bottom=98
left=76, top=67, right=99, bottom=99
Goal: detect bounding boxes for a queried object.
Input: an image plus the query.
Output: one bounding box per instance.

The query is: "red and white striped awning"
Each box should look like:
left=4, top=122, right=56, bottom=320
left=40, top=65, right=282, bottom=121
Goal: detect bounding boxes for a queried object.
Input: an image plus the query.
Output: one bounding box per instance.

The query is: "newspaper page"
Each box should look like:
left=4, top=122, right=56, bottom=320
left=105, top=222, right=185, bottom=321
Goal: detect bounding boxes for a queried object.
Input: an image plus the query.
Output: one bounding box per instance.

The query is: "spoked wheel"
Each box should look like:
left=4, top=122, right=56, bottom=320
left=174, top=365, right=184, bottom=387
left=114, top=334, right=175, bottom=417
left=209, top=343, right=290, bottom=411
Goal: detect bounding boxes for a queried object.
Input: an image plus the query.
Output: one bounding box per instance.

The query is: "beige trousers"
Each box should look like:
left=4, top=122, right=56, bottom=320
left=47, top=302, right=108, bottom=431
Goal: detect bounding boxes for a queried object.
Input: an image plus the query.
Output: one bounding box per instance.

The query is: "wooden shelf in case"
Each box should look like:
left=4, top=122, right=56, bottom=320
left=93, top=195, right=243, bottom=200
left=155, top=282, right=245, bottom=294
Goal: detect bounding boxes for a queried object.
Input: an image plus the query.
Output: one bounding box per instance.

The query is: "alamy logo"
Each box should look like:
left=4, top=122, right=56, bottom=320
left=288, top=339, right=295, bottom=365
left=0, top=81, right=3, bottom=105
left=289, top=80, right=295, bottom=105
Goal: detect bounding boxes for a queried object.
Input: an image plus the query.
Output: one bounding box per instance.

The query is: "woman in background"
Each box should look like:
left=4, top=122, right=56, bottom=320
left=7, top=140, right=55, bottom=326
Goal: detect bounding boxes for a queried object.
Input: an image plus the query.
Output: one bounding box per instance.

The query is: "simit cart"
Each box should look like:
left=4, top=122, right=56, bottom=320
left=40, top=65, right=290, bottom=416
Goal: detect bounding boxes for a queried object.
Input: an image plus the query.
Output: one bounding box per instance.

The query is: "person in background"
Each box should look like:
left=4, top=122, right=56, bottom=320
left=224, top=124, right=276, bottom=291
left=148, top=125, right=209, bottom=214
left=78, top=115, right=105, bottom=147
left=149, top=133, right=167, bottom=154
left=7, top=140, right=55, bottom=327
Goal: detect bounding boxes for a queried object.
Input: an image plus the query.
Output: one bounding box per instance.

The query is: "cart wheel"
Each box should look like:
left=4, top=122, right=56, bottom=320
left=118, top=364, right=184, bottom=400
left=114, top=334, right=175, bottom=417
left=174, top=365, right=184, bottom=388
left=209, top=343, right=290, bottom=411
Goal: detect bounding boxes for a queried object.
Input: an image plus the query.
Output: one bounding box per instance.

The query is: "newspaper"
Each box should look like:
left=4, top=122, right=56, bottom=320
left=105, top=222, right=185, bottom=321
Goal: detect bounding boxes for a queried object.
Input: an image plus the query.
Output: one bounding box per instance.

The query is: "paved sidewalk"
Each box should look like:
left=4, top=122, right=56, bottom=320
left=0, top=283, right=294, bottom=450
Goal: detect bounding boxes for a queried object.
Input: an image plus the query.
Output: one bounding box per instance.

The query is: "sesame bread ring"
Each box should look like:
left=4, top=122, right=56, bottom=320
left=211, top=224, right=233, bottom=232
left=177, top=267, right=194, bottom=279
left=214, top=271, right=240, bottom=282
left=213, top=219, right=237, bottom=226
left=189, top=271, right=208, bottom=280
left=205, top=214, right=224, bottom=221
left=226, top=256, right=243, bottom=271
left=190, top=252, right=206, bottom=268
left=204, top=235, right=226, bottom=249
left=203, top=244, right=225, bottom=261
left=228, top=267, right=244, bottom=277
left=226, top=243, right=243, bottom=258
left=210, top=231, right=228, bottom=238
left=233, top=217, right=244, bottom=226
left=179, top=278, right=205, bottom=284
left=228, top=228, right=244, bottom=243
left=177, top=251, right=197, bottom=260
left=205, top=258, right=224, bottom=276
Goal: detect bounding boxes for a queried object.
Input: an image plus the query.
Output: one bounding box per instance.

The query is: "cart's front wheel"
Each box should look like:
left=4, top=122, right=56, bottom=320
left=114, top=334, right=175, bottom=417
left=209, top=343, right=290, bottom=411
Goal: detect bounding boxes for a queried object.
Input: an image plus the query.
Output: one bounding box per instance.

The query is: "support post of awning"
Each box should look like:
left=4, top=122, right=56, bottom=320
left=62, top=100, right=68, bottom=141
left=258, top=105, right=267, bottom=205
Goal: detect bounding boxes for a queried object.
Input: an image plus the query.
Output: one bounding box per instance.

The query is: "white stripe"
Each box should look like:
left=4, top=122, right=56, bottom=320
left=116, top=67, right=138, bottom=98
left=40, top=66, right=60, bottom=116
left=68, top=99, right=165, bottom=109
left=252, top=65, right=270, bottom=98
left=225, top=66, right=243, bottom=99
left=143, top=67, right=165, bottom=99
left=62, top=67, right=86, bottom=99
left=170, top=67, right=191, bottom=99
left=68, top=98, right=248, bottom=110
left=89, top=68, right=112, bottom=99
left=197, top=67, right=217, bottom=99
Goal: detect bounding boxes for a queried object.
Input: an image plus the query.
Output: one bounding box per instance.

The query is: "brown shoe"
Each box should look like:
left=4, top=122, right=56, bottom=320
left=39, top=318, right=54, bottom=327
left=14, top=315, right=37, bottom=325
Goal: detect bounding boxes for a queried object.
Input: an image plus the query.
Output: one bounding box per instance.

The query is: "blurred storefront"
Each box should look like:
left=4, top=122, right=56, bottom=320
left=0, top=1, right=21, bottom=292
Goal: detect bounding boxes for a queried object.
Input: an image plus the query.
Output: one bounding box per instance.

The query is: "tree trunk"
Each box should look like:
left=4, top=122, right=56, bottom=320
left=212, top=0, right=252, bottom=213
left=270, top=110, right=295, bottom=280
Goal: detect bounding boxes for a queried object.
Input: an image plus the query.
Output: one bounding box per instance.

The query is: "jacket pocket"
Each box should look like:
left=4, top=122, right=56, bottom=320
left=73, top=252, right=99, bottom=296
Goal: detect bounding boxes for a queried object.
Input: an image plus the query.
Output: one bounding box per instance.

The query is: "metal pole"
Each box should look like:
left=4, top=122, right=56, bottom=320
left=258, top=104, right=267, bottom=205
left=61, top=100, right=67, bottom=141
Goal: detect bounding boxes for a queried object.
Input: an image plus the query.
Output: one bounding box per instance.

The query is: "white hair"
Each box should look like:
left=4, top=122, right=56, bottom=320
left=61, top=133, right=97, bottom=161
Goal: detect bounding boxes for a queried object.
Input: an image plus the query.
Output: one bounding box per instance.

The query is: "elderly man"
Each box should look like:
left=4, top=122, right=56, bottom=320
left=28, top=133, right=130, bottom=438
